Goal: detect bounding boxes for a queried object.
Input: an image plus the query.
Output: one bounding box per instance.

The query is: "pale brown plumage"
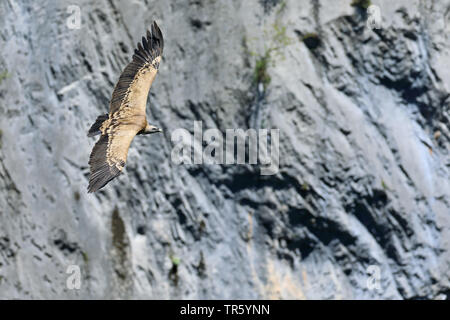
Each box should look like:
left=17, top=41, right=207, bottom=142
left=87, top=21, right=164, bottom=193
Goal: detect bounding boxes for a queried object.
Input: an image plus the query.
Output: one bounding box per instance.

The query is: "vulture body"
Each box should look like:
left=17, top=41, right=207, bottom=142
left=87, top=21, right=164, bottom=193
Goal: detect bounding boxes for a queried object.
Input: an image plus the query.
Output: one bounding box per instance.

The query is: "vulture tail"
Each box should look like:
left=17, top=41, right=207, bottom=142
left=87, top=114, right=109, bottom=137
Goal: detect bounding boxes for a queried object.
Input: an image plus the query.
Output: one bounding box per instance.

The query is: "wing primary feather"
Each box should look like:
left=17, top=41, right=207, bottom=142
left=150, top=23, right=158, bottom=53
left=137, top=42, right=144, bottom=54
left=152, top=21, right=163, bottom=55
left=142, top=36, right=149, bottom=51
left=88, top=133, right=124, bottom=193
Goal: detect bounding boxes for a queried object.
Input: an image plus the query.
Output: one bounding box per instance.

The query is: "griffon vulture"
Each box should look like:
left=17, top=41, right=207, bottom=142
left=87, top=21, right=163, bottom=193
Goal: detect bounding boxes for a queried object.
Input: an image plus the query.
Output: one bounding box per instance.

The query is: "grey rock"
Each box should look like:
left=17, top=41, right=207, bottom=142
left=0, top=0, right=449, bottom=299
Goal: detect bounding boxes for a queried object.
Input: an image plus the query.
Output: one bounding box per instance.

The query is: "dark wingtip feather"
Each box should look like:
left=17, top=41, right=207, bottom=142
left=132, top=21, right=164, bottom=65
left=142, top=36, right=149, bottom=51
left=87, top=170, right=120, bottom=193
left=87, top=134, right=122, bottom=193
left=151, top=21, right=164, bottom=55
left=137, top=42, right=144, bottom=53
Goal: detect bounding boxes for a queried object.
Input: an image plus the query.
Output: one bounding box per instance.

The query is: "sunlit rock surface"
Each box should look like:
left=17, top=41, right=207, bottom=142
left=0, top=0, right=449, bottom=299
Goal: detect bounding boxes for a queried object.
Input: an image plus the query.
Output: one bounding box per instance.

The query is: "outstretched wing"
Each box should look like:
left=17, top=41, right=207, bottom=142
left=109, top=21, right=164, bottom=116
left=87, top=120, right=141, bottom=193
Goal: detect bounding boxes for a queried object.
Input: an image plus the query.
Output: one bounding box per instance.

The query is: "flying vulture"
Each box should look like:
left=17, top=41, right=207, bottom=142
left=87, top=21, right=164, bottom=193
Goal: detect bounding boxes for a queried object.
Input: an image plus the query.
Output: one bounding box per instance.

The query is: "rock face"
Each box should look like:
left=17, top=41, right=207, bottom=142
left=0, top=0, right=449, bottom=299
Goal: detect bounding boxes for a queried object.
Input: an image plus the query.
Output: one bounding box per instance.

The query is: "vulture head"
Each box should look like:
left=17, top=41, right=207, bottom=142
left=140, top=124, right=163, bottom=135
